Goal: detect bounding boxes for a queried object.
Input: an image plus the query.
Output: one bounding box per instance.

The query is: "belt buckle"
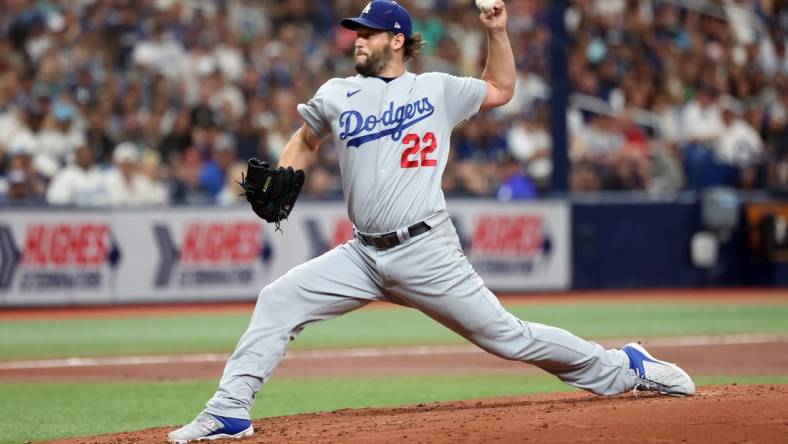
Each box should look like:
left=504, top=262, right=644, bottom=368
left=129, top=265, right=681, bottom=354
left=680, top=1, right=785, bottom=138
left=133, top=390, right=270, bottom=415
left=358, top=223, right=431, bottom=250
left=359, top=232, right=385, bottom=249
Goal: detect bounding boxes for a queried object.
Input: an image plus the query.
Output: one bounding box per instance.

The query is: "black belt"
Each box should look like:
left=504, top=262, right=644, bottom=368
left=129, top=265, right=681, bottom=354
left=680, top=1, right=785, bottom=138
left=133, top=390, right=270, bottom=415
left=356, top=222, right=431, bottom=250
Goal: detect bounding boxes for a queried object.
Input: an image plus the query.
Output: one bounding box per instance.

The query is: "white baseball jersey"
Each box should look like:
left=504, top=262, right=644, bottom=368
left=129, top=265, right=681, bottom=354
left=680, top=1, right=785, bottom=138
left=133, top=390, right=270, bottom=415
left=297, top=72, right=487, bottom=234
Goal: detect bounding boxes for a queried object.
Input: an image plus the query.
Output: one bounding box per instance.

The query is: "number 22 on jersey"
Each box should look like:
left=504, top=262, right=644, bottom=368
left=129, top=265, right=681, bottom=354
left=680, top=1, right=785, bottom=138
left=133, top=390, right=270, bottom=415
left=400, top=132, right=438, bottom=168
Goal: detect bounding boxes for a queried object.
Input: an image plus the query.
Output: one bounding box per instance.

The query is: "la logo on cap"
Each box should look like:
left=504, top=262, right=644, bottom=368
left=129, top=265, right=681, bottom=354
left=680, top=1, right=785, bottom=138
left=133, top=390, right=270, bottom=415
left=362, top=3, right=371, bottom=14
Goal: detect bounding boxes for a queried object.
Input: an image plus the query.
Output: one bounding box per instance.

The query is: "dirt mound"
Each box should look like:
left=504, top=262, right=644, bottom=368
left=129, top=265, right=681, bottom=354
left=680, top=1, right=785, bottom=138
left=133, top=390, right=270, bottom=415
left=50, top=385, right=788, bottom=443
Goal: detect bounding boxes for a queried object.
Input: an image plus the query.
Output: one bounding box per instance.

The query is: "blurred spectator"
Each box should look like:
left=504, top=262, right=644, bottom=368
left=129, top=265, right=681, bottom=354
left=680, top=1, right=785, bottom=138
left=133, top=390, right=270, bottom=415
left=303, top=165, right=341, bottom=199
left=681, top=87, right=723, bottom=145
left=1, top=169, right=38, bottom=204
left=131, top=21, right=185, bottom=77
left=571, top=114, right=623, bottom=189
left=411, top=3, right=445, bottom=57
left=0, top=100, right=45, bottom=164
left=36, top=100, right=85, bottom=166
left=454, top=114, right=507, bottom=162
left=652, top=94, right=682, bottom=143
left=417, top=37, right=461, bottom=75
left=3, top=134, right=47, bottom=201
left=138, top=150, right=170, bottom=205
left=216, top=161, right=248, bottom=206
left=766, top=93, right=788, bottom=194
left=454, top=119, right=487, bottom=162
left=84, top=106, right=116, bottom=166
left=571, top=160, right=603, bottom=192
left=715, top=99, right=765, bottom=188
left=46, top=144, right=106, bottom=206
left=650, top=142, right=685, bottom=193
left=105, top=142, right=168, bottom=207
left=159, top=109, right=193, bottom=164
left=506, top=108, right=552, bottom=190
left=234, top=113, right=265, bottom=162
left=170, top=147, right=212, bottom=205
left=199, top=133, right=238, bottom=198
left=495, top=152, right=537, bottom=201
left=453, top=160, right=494, bottom=196
left=0, top=135, right=47, bottom=205
left=442, top=153, right=481, bottom=197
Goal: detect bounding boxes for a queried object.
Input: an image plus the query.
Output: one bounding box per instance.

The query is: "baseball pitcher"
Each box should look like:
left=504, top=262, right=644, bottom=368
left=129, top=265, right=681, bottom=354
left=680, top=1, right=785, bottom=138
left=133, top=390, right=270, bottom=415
left=169, top=1, right=694, bottom=442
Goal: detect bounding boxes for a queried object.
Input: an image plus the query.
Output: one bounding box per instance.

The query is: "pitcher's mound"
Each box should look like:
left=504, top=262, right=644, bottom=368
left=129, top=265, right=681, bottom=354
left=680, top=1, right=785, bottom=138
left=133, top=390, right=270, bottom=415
left=53, top=384, right=787, bottom=443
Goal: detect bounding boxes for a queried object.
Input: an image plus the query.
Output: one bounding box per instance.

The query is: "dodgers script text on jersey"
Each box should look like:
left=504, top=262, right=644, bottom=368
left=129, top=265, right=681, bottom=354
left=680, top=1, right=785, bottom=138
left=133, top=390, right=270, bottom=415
left=339, top=97, right=435, bottom=148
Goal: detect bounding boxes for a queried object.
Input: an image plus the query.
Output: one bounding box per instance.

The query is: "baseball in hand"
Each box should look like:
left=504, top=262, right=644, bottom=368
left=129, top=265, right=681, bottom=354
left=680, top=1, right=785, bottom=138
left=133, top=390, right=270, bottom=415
left=476, top=0, right=496, bottom=12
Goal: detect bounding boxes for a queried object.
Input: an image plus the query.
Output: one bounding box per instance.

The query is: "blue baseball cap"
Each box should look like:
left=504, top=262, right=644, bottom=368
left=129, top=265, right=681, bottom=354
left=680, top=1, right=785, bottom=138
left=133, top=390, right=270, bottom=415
left=340, top=1, right=412, bottom=38
left=52, top=101, right=75, bottom=121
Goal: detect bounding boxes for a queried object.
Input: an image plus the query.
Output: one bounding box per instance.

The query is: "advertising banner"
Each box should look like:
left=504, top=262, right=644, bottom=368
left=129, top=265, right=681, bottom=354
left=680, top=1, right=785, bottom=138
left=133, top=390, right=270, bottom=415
left=0, top=200, right=569, bottom=306
left=0, top=211, right=117, bottom=305
left=447, top=200, right=570, bottom=291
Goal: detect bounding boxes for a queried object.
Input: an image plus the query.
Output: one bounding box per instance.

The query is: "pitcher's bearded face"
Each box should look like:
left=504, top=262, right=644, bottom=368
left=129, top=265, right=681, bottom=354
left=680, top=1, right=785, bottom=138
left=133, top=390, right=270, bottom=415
left=354, top=28, right=393, bottom=77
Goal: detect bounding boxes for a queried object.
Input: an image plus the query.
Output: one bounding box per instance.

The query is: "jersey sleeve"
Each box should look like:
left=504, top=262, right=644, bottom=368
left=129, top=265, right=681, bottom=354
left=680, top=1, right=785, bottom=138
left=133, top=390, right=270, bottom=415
left=439, top=74, right=488, bottom=126
left=296, top=82, right=332, bottom=138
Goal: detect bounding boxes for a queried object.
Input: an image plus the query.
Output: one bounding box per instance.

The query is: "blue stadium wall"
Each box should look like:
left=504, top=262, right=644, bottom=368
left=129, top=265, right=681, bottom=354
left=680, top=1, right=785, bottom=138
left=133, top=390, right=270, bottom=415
left=570, top=193, right=788, bottom=289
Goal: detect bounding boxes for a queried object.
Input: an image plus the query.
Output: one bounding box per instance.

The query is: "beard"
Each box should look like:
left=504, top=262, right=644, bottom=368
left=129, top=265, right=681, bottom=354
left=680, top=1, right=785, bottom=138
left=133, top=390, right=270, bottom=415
left=354, top=44, right=392, bottom=77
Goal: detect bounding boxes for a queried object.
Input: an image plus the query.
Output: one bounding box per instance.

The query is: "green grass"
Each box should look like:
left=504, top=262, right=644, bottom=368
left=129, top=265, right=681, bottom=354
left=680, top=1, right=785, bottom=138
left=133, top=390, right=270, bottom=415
left=1, top=300, right=785, bottom=442
left=1, top=302, right=787, bottom=360
left=1, top=375, right=786, bottom=444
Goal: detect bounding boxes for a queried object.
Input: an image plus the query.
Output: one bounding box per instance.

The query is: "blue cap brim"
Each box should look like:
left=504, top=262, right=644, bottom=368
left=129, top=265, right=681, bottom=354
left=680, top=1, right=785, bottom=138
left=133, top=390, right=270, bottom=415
left=340, top=17, right=390, bottom=32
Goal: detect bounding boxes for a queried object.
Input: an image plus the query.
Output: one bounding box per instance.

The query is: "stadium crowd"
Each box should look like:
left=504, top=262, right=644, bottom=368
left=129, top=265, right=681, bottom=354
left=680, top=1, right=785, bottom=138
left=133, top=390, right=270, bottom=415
left=0, top=0, right=786, bottom=206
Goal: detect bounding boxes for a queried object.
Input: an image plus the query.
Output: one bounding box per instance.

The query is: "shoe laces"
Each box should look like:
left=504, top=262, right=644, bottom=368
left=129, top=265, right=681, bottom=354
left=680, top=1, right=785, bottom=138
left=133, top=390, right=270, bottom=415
left=631, top=377, right=670, bottom=398
left=192, top=413, right=222, bottom=434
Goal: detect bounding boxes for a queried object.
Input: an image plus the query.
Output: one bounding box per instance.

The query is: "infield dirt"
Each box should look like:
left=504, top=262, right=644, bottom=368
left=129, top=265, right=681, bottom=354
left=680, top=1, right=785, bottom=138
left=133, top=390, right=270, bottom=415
left=47, top=384, right=788, bottom=443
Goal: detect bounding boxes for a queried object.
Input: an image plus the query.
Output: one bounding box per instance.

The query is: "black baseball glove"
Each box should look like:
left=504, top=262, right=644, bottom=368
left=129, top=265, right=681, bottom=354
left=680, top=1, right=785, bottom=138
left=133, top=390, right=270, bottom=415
left=238, top=158, right=305, bottom=230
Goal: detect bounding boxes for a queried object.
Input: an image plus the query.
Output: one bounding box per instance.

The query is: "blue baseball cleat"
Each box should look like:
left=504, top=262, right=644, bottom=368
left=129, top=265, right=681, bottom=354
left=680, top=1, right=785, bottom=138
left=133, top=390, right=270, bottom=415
left=623, top=342, right=696, bottom=396
left=167, top=412, right=253, bottom=443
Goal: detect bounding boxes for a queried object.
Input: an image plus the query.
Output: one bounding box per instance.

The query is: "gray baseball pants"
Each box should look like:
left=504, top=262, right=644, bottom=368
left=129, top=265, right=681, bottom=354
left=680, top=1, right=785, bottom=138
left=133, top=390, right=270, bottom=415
left=205, top=213, right=636, bottom=419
